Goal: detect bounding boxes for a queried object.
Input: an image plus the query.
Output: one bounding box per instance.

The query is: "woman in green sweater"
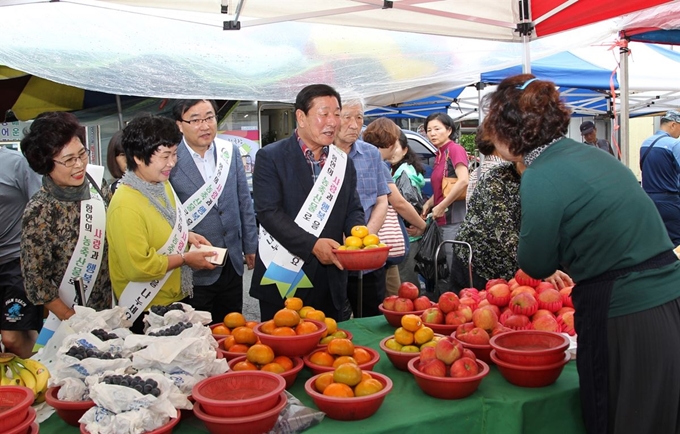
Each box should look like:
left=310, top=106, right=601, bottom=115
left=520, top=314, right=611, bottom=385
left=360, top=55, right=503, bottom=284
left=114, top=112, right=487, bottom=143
left=482, top=74, right=680, bottom=434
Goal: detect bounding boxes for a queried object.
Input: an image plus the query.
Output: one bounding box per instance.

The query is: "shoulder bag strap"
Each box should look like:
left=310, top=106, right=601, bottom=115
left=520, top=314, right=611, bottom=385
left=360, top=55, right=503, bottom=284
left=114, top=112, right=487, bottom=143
left=86, top=172, right=108, bottom=205
left=640, top=136, right=666, bottom=170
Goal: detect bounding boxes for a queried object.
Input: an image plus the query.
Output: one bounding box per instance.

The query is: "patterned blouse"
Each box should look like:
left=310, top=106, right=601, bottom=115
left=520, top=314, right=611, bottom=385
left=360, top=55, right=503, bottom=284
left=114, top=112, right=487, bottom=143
left=453, top=163, right=521, bottom=281
left=20, top=184, right=112, bottom=311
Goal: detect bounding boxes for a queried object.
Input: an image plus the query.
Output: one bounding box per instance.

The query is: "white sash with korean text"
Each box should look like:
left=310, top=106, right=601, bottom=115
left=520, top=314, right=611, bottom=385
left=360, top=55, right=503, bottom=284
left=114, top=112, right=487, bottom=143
left=182, top=138, right=232, bottom=230
left=34, top=165, right=106, bottom=350
left=117, top=185, right=189, bottom=322
left=258, top=145, right=347, bottom=298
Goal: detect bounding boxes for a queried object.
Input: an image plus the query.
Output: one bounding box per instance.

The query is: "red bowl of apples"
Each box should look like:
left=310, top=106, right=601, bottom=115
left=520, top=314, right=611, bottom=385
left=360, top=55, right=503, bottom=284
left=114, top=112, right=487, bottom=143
left=453, top=336, right=493, bottom=365
left=489, top=330, right=570, bottom=366
left=491, top=349, right=571, bottom=387
left=407, top=357, right=489, bottom=399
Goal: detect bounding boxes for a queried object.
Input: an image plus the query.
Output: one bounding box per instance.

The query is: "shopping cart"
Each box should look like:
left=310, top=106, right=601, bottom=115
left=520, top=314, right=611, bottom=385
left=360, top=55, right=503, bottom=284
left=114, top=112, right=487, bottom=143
left=434, top=240, right=474, bottom=290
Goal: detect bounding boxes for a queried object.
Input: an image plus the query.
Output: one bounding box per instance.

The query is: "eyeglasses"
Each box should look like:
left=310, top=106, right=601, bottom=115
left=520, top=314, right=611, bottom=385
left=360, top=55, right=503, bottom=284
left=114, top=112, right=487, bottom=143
left=180, top=115, right=216, bottom=126
left=54, top=149, right=90, bottom=168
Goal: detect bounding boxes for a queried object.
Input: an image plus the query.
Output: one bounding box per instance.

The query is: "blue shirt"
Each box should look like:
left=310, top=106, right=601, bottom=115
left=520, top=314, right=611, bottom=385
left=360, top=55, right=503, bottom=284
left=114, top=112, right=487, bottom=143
left=640, top=130, right=680, bottom=194
left=348, top=140, right=390, bottom=223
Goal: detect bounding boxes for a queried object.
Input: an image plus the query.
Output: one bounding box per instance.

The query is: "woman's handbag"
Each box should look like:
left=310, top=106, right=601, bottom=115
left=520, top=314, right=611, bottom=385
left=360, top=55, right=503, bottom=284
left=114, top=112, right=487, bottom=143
left=378, top=205, right=408, bottom=265
left=441, top=150, right=466, bottom=201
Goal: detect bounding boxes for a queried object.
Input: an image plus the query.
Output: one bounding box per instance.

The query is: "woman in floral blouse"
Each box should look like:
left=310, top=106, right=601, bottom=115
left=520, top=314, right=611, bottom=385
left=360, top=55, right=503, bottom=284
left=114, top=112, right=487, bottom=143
left=20, top=112, right=112, bottom=321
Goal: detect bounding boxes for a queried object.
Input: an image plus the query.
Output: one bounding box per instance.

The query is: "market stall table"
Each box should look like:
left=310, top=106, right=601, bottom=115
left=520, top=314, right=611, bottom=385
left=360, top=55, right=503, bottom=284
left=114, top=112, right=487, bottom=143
left=39, top=315, right=585, bottom=434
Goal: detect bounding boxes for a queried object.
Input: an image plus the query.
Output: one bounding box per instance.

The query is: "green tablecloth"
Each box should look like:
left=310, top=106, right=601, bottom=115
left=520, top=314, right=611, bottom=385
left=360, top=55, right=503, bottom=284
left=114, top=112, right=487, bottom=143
left=39, top=316, right=585, bottom=434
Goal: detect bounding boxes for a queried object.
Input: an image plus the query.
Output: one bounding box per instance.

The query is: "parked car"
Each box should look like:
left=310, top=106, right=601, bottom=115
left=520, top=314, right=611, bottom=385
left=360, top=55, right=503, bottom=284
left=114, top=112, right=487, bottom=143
left=403, top=130, right=436, bottom=198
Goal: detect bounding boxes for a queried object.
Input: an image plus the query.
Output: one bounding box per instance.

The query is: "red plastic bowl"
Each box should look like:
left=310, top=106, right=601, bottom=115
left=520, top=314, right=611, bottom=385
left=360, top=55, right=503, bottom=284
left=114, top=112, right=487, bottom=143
left=81, top=412, right=180, bottom=434
left=304, top=371, right=393, bottom=420
left=5, top=406, right=36, bottom=434
left=490, top=330, right=570, bottom=366
left=228, top=356, right=304, bottom=389
left=407, top=357, right=489, bottom=399
left=491, top=349, right=571, bottom=387
left=192, top=371, right=286, bottom=418
left=27, top=422, right=38, bottom=434
left=0, top=386, right=34, bottom=433
left=45, top=386, right=95, bottom=427
left=215, top=337, right=249, bottom=361
left=318, top=329, right=353, bottom=347
left=303, top=346, right=380, bottom=375
left=422, top=321, right=460, bottom=335
left=253, top=319, right=327, bottom=357
left=378, top=303, right=427, bottom=328
left=194, top=392, right=286, bottom=434
left=453, top=336, right=493, bottom=365
left=378, top=336, right=420, bottom=371
left=332, top=246, right=391, bottom=271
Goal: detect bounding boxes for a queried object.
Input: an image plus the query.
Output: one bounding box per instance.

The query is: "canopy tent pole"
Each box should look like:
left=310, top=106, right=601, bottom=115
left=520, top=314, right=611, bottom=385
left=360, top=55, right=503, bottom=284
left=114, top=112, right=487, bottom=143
left=115, top=94, right=124, bottom=131
left=517, top=0, right=533, bottom=73
left=619, top=41, right=630, bottom=166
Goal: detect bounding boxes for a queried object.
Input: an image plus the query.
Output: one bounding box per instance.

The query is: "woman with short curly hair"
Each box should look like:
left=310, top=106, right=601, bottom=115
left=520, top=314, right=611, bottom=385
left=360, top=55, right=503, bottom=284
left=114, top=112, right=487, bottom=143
left=20, top=111, right=112, bottom=327
left=482, top=73, right=680, bottom=434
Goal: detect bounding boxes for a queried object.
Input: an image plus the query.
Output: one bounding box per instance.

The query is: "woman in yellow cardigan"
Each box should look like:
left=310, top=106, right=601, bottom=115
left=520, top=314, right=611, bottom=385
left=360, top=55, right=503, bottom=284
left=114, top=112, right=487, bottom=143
left=106, top=114, right=217, bottom=333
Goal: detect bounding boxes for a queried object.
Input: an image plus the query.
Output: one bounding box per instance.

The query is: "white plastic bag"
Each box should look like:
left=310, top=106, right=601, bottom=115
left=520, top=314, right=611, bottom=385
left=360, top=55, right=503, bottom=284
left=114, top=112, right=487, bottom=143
left=69, top=306, right=133, bottom=333
left=143, top=302, right=212, bottom=330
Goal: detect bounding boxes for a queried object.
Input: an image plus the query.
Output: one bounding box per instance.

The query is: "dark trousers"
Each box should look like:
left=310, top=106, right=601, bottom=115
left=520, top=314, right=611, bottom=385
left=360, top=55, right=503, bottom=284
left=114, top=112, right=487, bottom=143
left=650, top=195, right=680, bottom=246
left=182, top=257, right=243, bottom=325
left=347, top=267, right=386, bottom=318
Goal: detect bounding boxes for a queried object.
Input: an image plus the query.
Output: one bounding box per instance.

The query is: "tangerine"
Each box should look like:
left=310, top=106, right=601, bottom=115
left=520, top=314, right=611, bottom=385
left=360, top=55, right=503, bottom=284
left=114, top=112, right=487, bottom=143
left=324, top=318, right=338, bottom=335
left=232, top=326, right=258, bottom=345
left=273, top=308, right=301, bottom=328
left=259, top=320, right=277, bottom=335
left=414, top=326, right=435, bottom=345
left=314, top=372, right=335, bottom=393
left=352, top=347, right=373, bottom=365
left=223, top=312, right=246, bottom=329
left=211, top=325, right=230, bottom=336
left=232, top=360, right=258, bottom=371
left=271, top=326, right=297, bottom=336
left=327, top=338, right=354, bottom=356
left=295, top=321, right=319, bottom=335
left=360, top=371, right=373, bottom=382
left=333, top=362, right=363, bottom=387
left=401, top=314, right=423, bottom=332
left=351, top=225, right=369, bottom=239
left=332, top=356, right=357, bottom=368
left=272, top=356, right=294, bottom=371
left=221, top=335, right=236, bottom=350
left=344, top=236, right=364, bottom=248
left=246, top=343, right=275, bottom=365
left=229, top=344, right=249, bottom=353
left=261, top=363, right=286, bottom=374
left=354, top=378, right=384, bottom=397
left=284, top=297, right=304, bottom=311
left=245, top=321, right=259, bottom=329
left=394, top=327, right=415, bottom=346
left=362, top=234, right=380, bottom=247
left=298, top=306, right=315, bottom=318
left=309, top=351, right=335, bottom=367
left=323, top=382, right=354, bottom=398
left=305, top=309, right=326, bottom=322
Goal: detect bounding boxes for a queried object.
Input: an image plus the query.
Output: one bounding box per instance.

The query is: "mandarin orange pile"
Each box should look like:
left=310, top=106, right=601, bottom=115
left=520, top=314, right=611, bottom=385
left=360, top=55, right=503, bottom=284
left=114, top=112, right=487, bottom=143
left=313, top=362, right=384, bottom=398
left=218, top=312, right=261, bottom=354
left=230, top=343, right=296, bottom=374
left=383, top=314, right=440, bottom=353
left=308, top=338, right=373, bottom=368
left=337, top=225, right=386, bottom=251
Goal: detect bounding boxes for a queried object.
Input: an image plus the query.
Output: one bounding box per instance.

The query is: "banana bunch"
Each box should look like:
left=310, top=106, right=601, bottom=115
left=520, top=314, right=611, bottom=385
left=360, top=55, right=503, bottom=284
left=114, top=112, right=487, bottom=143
left=0, top=352, right=50, bottom=403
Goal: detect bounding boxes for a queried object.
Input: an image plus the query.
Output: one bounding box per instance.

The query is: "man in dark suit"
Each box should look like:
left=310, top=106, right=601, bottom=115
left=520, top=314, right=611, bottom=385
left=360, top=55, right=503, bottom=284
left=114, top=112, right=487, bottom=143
left=170, top=99, right=258, bottom=322
left=250, top=84, right=365, bottom=322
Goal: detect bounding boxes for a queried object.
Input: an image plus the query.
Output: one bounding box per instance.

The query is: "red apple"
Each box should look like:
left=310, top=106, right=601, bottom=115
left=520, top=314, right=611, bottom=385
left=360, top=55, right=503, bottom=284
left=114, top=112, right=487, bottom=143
left=393, top=297, right=415, bottom=312
left=508, top=278, right=520, bottom=290
left=478, top=290, right=487, bottom=300
left=511, top=285, right=537, bottom=298
left=418, top=358, right=447, bottom=377
left=557, top=311, right=576, bottom=336
left=472, top=308, right=498, bottom=332
left=490, top=323, right=513, bottom=337
left=485, top=278, right=508, bottom=291
left=459, top=288, right=481, bottom=303
left=514, top=269, right=541, bottom=288
left=504, top=314, right=532, bottom=330
left=456, top=327, right=490, bottom=345
left=398, top=282, right=419, bottom=301
left=532, top=309, right=555, bottom=320
left=450, top=357, right=479, bottom=377
left=383, top=295, right=398, bottom=311
left=420, top=345, right=437, bottom=362
left=535, top=281, right=555, bottom=293
left=556, top=306, right=575, bottom=316
left=478, top=303, right=501, bottom=318
left=499, top=307, right=514, bottom=325
left=560, top=286, right=574, bottom=308
left=509, top=292, right=538, bottom=317
left=437, top=292, right=460, bottom=314
left=457, top=306, right=473, bottom=322
left=532, top=315, right=561, bottom=332
left=486, top=283, right=511, bottom=307
left=462, top=348, right=477, bottom=360
left=537, top=289, right=563, bottom=312
left=435, top=336, right=464, bottom=365
left=459, top=297, right=478, bottom=312
left=456, top=322, right=475, bottom=335
left=445, top=310, right=467, bottom=326
left=421, top=307, right=445, bottom=324
left=413, top=295, right=433, bottom=311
